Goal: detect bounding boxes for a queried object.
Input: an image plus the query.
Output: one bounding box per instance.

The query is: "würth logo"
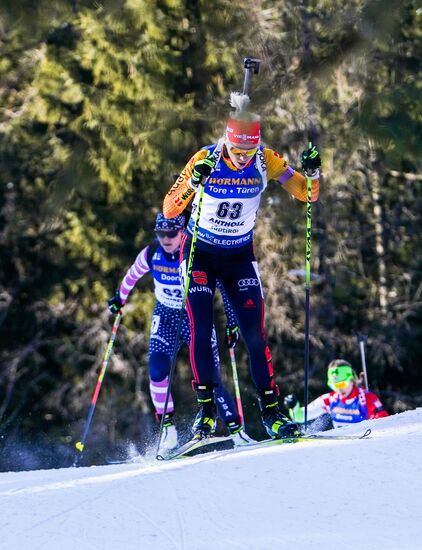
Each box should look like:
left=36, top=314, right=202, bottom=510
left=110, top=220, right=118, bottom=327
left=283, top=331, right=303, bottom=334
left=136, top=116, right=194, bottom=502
left=192, top=271, right=207, bottom=285
left=243, top=298, right=256, bottom=308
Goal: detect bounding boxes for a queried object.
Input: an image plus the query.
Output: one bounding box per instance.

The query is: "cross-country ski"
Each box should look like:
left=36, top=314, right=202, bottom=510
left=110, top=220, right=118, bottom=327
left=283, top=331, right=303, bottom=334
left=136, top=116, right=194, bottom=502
left=156, top=428, right=372, bottom=460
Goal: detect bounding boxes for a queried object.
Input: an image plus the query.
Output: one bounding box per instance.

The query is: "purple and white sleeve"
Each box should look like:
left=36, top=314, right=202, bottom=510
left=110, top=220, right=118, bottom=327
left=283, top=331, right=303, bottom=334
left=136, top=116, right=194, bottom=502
left=118, top=246, right=150, bottom=303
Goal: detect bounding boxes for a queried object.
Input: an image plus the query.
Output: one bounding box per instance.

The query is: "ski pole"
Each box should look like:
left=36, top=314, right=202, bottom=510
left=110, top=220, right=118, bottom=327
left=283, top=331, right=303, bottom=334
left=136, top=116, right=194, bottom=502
left=73, top=312, right=122, bottom=466
left=155, top=184, right=206, bottom=457
left=225, top=57, right=260, bottom=431
left=303, top=143, right=313, bottom=431
left=356, top=333, right=369, bottom=390
left=301, top=7, right=320, bottom=433
left=229, top=348, right=244, bottom=429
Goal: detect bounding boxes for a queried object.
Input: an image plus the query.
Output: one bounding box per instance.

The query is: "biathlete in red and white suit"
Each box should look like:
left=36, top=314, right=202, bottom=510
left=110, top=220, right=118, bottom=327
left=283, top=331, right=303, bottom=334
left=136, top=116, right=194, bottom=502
left=108, top=213, right=253, bottom=450
left=284, top=359, right=388, bottom=430
left=163, top=92, right=321, bottom=439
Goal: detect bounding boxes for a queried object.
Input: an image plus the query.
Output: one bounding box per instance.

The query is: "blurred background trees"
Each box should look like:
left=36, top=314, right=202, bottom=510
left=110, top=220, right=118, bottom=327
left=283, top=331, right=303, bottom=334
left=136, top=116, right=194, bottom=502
left=0, top=0, right=420, bottom=470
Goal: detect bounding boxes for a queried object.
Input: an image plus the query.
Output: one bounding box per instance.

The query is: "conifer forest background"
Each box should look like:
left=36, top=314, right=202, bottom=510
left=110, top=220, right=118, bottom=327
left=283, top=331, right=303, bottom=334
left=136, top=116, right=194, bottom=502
left=0, top=0, right=421, bottom=470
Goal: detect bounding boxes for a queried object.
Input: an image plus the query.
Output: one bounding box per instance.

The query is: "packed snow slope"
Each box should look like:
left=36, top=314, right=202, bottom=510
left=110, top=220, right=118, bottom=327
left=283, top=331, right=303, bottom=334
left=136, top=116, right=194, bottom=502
left=0, top=409, right=421, bottom=550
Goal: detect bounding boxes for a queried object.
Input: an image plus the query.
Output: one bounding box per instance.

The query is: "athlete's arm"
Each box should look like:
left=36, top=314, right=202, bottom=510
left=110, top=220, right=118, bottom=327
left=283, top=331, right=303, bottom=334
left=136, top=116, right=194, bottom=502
left=365, top=392, right=389, bottom=419
left=288, top=394, right=329, bottom=423
left=163, top=150, right=208, bottom=218
left=264, top=148, right=319, bottom=202
left=118, top=245, right=151, bottom=304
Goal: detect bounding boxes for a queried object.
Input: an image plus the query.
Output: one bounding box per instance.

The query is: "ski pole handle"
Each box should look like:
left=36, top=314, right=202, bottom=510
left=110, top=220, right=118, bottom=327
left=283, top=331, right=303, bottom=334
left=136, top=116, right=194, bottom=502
left=242, top=58, right=261, bottom=96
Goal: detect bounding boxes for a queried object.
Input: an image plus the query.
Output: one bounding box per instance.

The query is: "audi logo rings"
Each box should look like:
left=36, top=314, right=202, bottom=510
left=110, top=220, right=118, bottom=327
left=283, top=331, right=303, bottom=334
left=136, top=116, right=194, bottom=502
left=238, top=278, right=260, bottom=287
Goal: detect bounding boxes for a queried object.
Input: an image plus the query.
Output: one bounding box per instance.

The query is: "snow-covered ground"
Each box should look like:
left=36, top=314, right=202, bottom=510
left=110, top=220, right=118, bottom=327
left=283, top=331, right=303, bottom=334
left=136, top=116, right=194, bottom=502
left=1, top=410, right=421, bottom=550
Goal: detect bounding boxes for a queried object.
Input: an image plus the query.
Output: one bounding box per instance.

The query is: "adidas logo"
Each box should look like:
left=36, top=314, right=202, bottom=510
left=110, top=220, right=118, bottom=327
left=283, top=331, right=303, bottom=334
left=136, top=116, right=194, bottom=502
left=243, top=298, right=256, bottom=308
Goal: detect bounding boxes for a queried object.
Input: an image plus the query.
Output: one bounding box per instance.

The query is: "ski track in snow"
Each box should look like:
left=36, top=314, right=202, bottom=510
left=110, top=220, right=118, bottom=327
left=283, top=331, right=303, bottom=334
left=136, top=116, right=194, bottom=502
left=0, top=410, right=422, bottom=550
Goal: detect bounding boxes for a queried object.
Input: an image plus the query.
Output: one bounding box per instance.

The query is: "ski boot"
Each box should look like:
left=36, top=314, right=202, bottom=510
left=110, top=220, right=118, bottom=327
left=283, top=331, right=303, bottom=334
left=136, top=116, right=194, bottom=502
left=226, top=418, right=256, bottom=446
left=258, top=387, right=301, bottom=439
left=157, top=412, right=178, bottom=450
left=192, top=384, right=217, bottom=439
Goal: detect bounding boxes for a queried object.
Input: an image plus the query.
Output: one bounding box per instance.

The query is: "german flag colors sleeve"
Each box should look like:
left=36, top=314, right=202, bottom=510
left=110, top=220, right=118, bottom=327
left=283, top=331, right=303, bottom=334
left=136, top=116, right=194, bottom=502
left=264, top=148, right=319, bottom=203
left=163, top=150, right=208, bottom=218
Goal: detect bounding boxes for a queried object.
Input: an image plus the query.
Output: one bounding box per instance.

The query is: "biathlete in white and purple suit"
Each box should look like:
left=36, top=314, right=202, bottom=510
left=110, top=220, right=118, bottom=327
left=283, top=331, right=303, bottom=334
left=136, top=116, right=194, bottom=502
left=163, top=92, right=321, bottom=439
left=108, top=212, right=253, bottom=449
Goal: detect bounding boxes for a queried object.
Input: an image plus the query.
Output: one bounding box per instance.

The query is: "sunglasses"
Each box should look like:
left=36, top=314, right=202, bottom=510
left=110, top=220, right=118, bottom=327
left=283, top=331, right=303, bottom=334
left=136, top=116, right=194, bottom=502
left=229, top=146, right=258, bottom=157
left=156, top=230, right=180, bottom=238
left=331, top=380, right=351, bottom=390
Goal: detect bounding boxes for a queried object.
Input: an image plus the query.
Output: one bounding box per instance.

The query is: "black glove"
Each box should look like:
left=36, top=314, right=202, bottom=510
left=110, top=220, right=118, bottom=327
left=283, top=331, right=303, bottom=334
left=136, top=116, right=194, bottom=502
left=301, top=145, right=321, bottom=173
left=225, top=325, right=240, bottom=349
left=283, top=394, right=298, bottom=410
left=108, top=291, right=123, bottom=314
left=191, top=157, right=214, bottom=187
